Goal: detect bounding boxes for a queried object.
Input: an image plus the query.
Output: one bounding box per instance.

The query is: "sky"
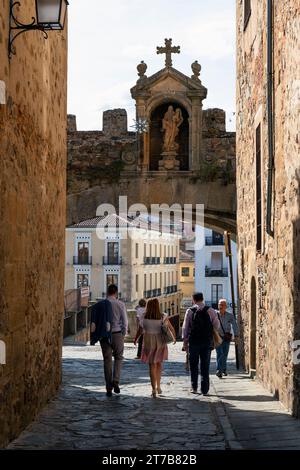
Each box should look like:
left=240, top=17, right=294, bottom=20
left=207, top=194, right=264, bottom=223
left=67, top=0, right=236, bottom=131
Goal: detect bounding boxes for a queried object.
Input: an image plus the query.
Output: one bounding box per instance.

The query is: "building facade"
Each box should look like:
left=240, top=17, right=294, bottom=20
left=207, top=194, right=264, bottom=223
left=0, top=1, right=67, bottom=447
left=237, top=0, right=300, bottom=415
left=195, top=228, right=237, bottom=310
left=65, top=216, right=181, bottom=314
left=179, top=250, right=195, bottom=309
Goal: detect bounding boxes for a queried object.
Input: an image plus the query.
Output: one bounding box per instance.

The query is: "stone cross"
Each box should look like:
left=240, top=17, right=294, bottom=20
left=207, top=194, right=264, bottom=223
left=157, top=38, right=180, bottom=67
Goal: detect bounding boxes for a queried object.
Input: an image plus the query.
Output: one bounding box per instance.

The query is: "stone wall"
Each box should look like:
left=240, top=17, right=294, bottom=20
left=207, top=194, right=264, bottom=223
left=0, top=1, right=67, bottom=446
left=236, top=0, right=300, bottom=415
left=67, top=107, right=236, bottom=225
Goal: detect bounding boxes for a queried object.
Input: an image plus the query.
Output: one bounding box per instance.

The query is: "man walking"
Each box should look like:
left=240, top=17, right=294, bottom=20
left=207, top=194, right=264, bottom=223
left=182, top=293, right=220, bottom=395
left=91, top=284, right=128, bottom=397
left=215, top=299, right=239, bottom=378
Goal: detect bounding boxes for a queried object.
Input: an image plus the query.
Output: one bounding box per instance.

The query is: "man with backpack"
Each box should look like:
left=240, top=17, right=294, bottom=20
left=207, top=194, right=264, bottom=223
left=182, top=293, right=220, bottom=395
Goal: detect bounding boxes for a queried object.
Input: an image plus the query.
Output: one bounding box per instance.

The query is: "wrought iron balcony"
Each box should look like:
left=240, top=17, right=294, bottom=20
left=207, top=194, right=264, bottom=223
left=152, top=288, right=162, bottom=297
left=164, top=257, right=177, bottom=264
left=73, top=256, right=92, bottom=265
left=103, top=256, right=123, bottom=265
left=143, top=288, right=162, bottom=299
left=144, top=257, right=161, bottom=265
left=205, top=267, right=228, bottom=277
left=164, top=285, right=178, bottom=295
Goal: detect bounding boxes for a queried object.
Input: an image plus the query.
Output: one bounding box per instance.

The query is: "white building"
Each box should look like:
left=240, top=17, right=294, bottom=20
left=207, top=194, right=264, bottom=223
left=194, top=227, right=237, bottom=310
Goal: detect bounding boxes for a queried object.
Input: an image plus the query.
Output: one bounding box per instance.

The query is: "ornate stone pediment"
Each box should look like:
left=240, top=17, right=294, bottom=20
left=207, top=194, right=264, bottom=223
left=131, top=66, right=207, bottom=102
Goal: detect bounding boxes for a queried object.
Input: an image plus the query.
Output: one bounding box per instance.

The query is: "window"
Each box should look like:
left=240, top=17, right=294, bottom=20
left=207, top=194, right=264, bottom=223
left=211, top=284, right=223, bottom=308
left=256, top=124, right=262, bottom=251
left=107, top=242, right=119, bottom=263
left=212, top=231, right=224, bottom=245
left=211, top=252, right=223, bottom=270
left=77, top=242, right=89, bottom=264
left=182, top=267, right=190, bottom=277
left=135, top=243, right=139, bottom=258
left=244, top=0, right=251, bottom=30
left=136, top=274, right=139, bottom=292
left=77, top=273, right=89, bottom=288
left=106, top=274, right=118, bottom=288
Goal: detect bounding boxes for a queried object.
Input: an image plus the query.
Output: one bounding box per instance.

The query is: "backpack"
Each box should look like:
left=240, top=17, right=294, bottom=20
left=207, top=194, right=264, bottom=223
left=189, top=305, right=213, bottom=346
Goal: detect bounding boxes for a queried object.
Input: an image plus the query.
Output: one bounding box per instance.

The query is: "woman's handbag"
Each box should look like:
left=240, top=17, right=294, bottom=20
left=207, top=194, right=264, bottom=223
left=212, top=329, right=223, bottom=349
left=161, top=319, right=175, bottom=344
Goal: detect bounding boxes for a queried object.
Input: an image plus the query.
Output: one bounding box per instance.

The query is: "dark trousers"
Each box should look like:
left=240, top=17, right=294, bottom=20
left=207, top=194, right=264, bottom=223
left=189, top=342, right=212, bottom=394
left=137, top=334, right=143, bottom=358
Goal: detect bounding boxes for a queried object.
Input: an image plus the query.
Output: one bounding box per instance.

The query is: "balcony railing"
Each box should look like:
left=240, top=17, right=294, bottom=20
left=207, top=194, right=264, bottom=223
left=153, top=288, right=162, bottom=297
left=73, top=256, right=92, bottom=265
left=144, top=257, right=160, bottom=265
left=103, top=256, right=123, bottom=265
left=143, top=288, right=162, bottom=299
left=164, top=285, right=178, bottom=295
left=205, top=236, right=224, bottom=246
left=205, top=267, right=228, bottom=277
left=164, top=257, right=177, bottom=264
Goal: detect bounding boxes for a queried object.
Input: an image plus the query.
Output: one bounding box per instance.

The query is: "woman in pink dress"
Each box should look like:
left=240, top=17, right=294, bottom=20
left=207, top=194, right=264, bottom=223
left=134, top=298, right=176, bottom=398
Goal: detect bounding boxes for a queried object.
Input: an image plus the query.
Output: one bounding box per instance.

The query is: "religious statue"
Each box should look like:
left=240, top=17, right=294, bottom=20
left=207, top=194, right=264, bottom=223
left=162, top=106, right=184, bottom=153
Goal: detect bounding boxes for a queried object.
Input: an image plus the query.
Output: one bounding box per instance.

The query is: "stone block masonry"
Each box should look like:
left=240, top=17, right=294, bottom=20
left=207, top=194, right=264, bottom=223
left=0, top=0, right=67, bottom=447
left=236, top=0, right=300, bottom=416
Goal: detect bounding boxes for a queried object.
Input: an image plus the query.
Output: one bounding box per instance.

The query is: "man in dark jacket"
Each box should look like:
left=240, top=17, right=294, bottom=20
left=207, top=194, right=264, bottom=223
left=90, top=299, right=112, bottom=346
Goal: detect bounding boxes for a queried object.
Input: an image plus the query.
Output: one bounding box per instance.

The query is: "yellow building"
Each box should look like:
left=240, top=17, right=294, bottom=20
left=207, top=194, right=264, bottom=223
left=65, top=215, right=181, bottom=315
left=179, top=250, right=195, bottom=311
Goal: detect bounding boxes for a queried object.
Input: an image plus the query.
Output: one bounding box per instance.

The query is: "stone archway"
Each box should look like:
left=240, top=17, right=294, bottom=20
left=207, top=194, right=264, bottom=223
left=149, top=102, right=189, bottom=171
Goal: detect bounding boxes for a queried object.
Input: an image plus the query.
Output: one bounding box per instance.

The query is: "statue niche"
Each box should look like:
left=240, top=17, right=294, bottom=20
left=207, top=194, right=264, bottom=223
left=150, top=102, right=189, bottom=171
left=162, top=106, right=183, bottom=153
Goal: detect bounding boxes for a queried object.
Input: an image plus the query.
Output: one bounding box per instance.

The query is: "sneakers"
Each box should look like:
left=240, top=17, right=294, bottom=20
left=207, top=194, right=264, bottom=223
left=216, top=370, right=223, bottom=378
left=113, top=383, right=121, bottom=394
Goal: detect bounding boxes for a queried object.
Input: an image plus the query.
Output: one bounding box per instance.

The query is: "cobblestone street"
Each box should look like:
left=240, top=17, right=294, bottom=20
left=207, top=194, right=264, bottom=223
left=8, top=343, right=300, bottom=451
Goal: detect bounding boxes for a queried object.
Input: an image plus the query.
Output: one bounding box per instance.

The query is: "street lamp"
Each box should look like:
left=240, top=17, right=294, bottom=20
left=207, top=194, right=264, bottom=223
left=9, top=0, right=69, bottom=58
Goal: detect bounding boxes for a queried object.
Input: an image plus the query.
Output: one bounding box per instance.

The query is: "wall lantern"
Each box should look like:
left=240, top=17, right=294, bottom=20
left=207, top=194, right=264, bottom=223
left=9, top=0, right=69, bottom=59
